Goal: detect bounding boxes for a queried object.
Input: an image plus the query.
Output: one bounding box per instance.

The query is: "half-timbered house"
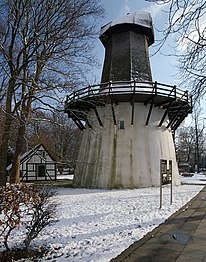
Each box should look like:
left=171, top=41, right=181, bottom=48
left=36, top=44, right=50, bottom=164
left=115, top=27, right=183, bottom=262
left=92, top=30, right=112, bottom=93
left=7, top=144, right=57, bottom=182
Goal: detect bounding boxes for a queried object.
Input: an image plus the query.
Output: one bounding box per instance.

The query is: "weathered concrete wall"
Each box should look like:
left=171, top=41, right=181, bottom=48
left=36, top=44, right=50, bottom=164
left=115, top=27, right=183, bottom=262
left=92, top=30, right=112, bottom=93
left=73, top=102, right=180, bottom=188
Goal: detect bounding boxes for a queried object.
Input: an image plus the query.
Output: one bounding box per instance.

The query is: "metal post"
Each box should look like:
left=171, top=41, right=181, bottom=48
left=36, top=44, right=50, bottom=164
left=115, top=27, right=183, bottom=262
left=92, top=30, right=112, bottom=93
left=195, top=117, right=200, bottom=173
left=160, top=159, right=168, bottom=209
left=160, top=159, right=163, bottom=209
left=169, top=160, right=172, bottom=204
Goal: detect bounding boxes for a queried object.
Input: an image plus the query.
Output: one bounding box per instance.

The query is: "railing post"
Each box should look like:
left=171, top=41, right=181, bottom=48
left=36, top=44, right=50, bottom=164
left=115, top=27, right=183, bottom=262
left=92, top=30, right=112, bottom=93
left=109, top=81, right=111, bottom=94
left=154, top=81, right=157, bottom=95
left=88, top=85, right=91, bottom=95
left=131, top=79, right=136, bottom=126
left=186, top=90, right=188, bottom=102
left=174, top=85, right=176, bottom=100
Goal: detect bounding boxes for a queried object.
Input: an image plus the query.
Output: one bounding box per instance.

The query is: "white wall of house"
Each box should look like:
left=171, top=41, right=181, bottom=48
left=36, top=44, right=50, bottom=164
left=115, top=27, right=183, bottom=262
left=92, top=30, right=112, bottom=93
left=21, top=145, right=56, bottom=181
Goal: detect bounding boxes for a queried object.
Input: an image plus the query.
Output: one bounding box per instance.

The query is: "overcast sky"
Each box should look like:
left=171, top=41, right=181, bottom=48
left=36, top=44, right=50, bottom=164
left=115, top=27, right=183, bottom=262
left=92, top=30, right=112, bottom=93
left=93, top=0, right=178, bottom=86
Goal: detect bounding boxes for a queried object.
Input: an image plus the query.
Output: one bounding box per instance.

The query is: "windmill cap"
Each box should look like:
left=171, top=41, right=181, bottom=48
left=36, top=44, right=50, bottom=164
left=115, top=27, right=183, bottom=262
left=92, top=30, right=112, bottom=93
left=99, top=11, right=154, bottom=46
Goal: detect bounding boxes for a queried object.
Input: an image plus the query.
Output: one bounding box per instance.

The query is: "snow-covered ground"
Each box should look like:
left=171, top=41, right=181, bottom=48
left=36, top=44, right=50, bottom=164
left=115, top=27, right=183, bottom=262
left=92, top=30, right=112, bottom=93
left=180, top=172, right=206, bottom=185
left=4, top=174, right=206, bottom=262
left=57, top=174, right=74, bottom=180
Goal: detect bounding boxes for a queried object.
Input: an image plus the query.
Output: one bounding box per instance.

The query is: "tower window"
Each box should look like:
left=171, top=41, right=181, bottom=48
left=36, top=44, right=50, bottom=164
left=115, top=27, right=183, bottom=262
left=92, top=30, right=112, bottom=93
left=119, top=120, right=125, bottom=129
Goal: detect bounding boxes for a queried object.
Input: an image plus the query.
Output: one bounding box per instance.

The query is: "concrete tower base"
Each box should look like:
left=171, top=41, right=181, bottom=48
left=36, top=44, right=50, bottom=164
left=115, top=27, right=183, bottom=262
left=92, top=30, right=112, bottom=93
left=73, top=102, right=180, bottom=188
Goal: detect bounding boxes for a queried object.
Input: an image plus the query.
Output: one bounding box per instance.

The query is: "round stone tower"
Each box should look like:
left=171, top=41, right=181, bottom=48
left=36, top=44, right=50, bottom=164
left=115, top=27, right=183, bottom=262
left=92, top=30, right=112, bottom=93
left=65, top=11, right=192, bottom=188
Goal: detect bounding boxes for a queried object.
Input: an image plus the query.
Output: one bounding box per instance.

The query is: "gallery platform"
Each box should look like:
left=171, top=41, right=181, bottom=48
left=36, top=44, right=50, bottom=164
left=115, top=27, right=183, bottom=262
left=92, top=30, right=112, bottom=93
left=65, top=80, right=192, bottom=131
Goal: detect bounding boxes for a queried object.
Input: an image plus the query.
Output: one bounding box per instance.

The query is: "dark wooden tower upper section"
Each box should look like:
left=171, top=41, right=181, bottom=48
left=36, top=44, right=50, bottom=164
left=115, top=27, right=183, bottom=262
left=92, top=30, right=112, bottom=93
left=65, top=11, right=192, bottom=132
left=99, top=11, right=154, bottom=83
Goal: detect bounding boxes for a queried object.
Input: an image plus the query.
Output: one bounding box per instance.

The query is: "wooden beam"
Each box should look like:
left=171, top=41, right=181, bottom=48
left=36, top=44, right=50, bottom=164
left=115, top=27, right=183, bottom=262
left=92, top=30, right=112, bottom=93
left=155, top=98, right=174, bottom=107
left=167, top=106, right=191, bottom=129
left=131, top=84, right=135, bottom=126
left=131, top=96, right=135, bottom=125
left=167, top=114, right=179, bottom=129
left=172, top=113, right=187, bottom=131
left=68, top=110, right=86, bottom=131
left=93, top=106, right=103, bottom=127
left=85, top=118, right=92, bottom=128
left=158, top=101, right=173, bottom=127
left=144, top=95, right=154, bottom=106
left=109, top=93, right=117, bottom=125
left=145, top=100, right=154, bottom=126
left=72, top=117, right=85, bottom=131
left=111, top=102, right=117, bottom=125
left=144, top=81, right=157, bottom=106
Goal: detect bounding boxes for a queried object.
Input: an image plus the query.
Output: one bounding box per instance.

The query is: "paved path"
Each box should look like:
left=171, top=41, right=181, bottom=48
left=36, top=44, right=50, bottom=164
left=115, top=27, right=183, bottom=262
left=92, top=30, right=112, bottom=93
left=111, top=186, right=206, bottom=262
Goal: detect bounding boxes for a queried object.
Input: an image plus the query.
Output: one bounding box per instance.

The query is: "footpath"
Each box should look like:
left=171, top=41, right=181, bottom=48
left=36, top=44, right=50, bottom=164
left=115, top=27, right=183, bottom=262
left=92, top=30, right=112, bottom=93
left=111, top=186, right=206, bottom=262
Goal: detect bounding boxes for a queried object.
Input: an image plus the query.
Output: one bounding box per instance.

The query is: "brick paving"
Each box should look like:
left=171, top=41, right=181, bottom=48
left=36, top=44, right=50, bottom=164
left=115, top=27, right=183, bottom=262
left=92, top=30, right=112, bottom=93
left=111, top=186, right=206, bottom=262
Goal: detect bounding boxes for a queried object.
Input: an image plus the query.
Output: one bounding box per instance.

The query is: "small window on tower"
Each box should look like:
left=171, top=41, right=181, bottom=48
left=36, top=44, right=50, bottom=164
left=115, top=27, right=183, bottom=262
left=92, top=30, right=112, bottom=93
left=119, top=120, right=125, bottom=129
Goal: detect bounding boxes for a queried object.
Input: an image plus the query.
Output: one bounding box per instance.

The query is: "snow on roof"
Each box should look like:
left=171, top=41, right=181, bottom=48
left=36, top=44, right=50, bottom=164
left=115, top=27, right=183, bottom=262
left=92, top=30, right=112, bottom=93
left=100, top=11, right=153, bottom=37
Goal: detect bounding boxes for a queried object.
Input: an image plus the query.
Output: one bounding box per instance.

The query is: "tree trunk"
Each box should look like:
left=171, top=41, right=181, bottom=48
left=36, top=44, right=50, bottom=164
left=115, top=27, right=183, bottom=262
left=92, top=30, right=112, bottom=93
left=0, top=111, right=13, bottom=187
left=0, top=122, right=11, bottom=186
left=10, top=122, right=26, bottom=184
left=0, top=78, right=16, bottom=186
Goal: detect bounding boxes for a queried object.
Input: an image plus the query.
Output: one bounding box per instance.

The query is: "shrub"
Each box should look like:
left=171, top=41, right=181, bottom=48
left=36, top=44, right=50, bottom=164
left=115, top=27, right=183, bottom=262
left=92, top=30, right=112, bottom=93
left=0, top=184, right=57, bottom=253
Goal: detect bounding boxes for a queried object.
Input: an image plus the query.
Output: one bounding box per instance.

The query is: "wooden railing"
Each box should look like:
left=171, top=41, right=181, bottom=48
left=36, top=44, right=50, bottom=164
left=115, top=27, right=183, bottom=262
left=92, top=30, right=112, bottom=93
left=65, top=80, right=192, bottom=106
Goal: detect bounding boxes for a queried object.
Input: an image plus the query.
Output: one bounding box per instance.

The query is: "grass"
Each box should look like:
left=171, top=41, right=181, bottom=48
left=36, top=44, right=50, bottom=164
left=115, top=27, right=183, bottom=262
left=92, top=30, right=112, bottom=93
left=23, top=179, right=74, bottom=188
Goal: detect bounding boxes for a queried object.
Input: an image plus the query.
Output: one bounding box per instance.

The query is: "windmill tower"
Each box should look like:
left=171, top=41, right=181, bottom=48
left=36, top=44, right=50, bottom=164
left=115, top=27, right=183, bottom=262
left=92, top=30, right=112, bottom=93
left=65, top=11, right=192, bottom=188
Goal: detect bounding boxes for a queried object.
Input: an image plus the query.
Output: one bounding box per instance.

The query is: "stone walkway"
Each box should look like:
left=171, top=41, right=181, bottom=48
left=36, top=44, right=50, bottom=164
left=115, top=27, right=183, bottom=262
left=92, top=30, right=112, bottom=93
left=111, top=186, right=206, bottom=262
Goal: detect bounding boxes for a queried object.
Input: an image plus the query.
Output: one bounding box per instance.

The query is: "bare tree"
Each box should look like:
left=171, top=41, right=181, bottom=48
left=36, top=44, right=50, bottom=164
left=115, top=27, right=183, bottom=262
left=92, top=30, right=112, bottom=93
left=192, top=106, right=206, bottom=171
left=48, top=111, right=82, bottom=165
left=146, top=0, right=206, bottom=101
left=175, top=126, right=196, bottom=165
left=176, top=106, right=206, bottom=170
left=0, top=0, right=104, bottom=185
left=27, top=110, right=82, bottom=166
